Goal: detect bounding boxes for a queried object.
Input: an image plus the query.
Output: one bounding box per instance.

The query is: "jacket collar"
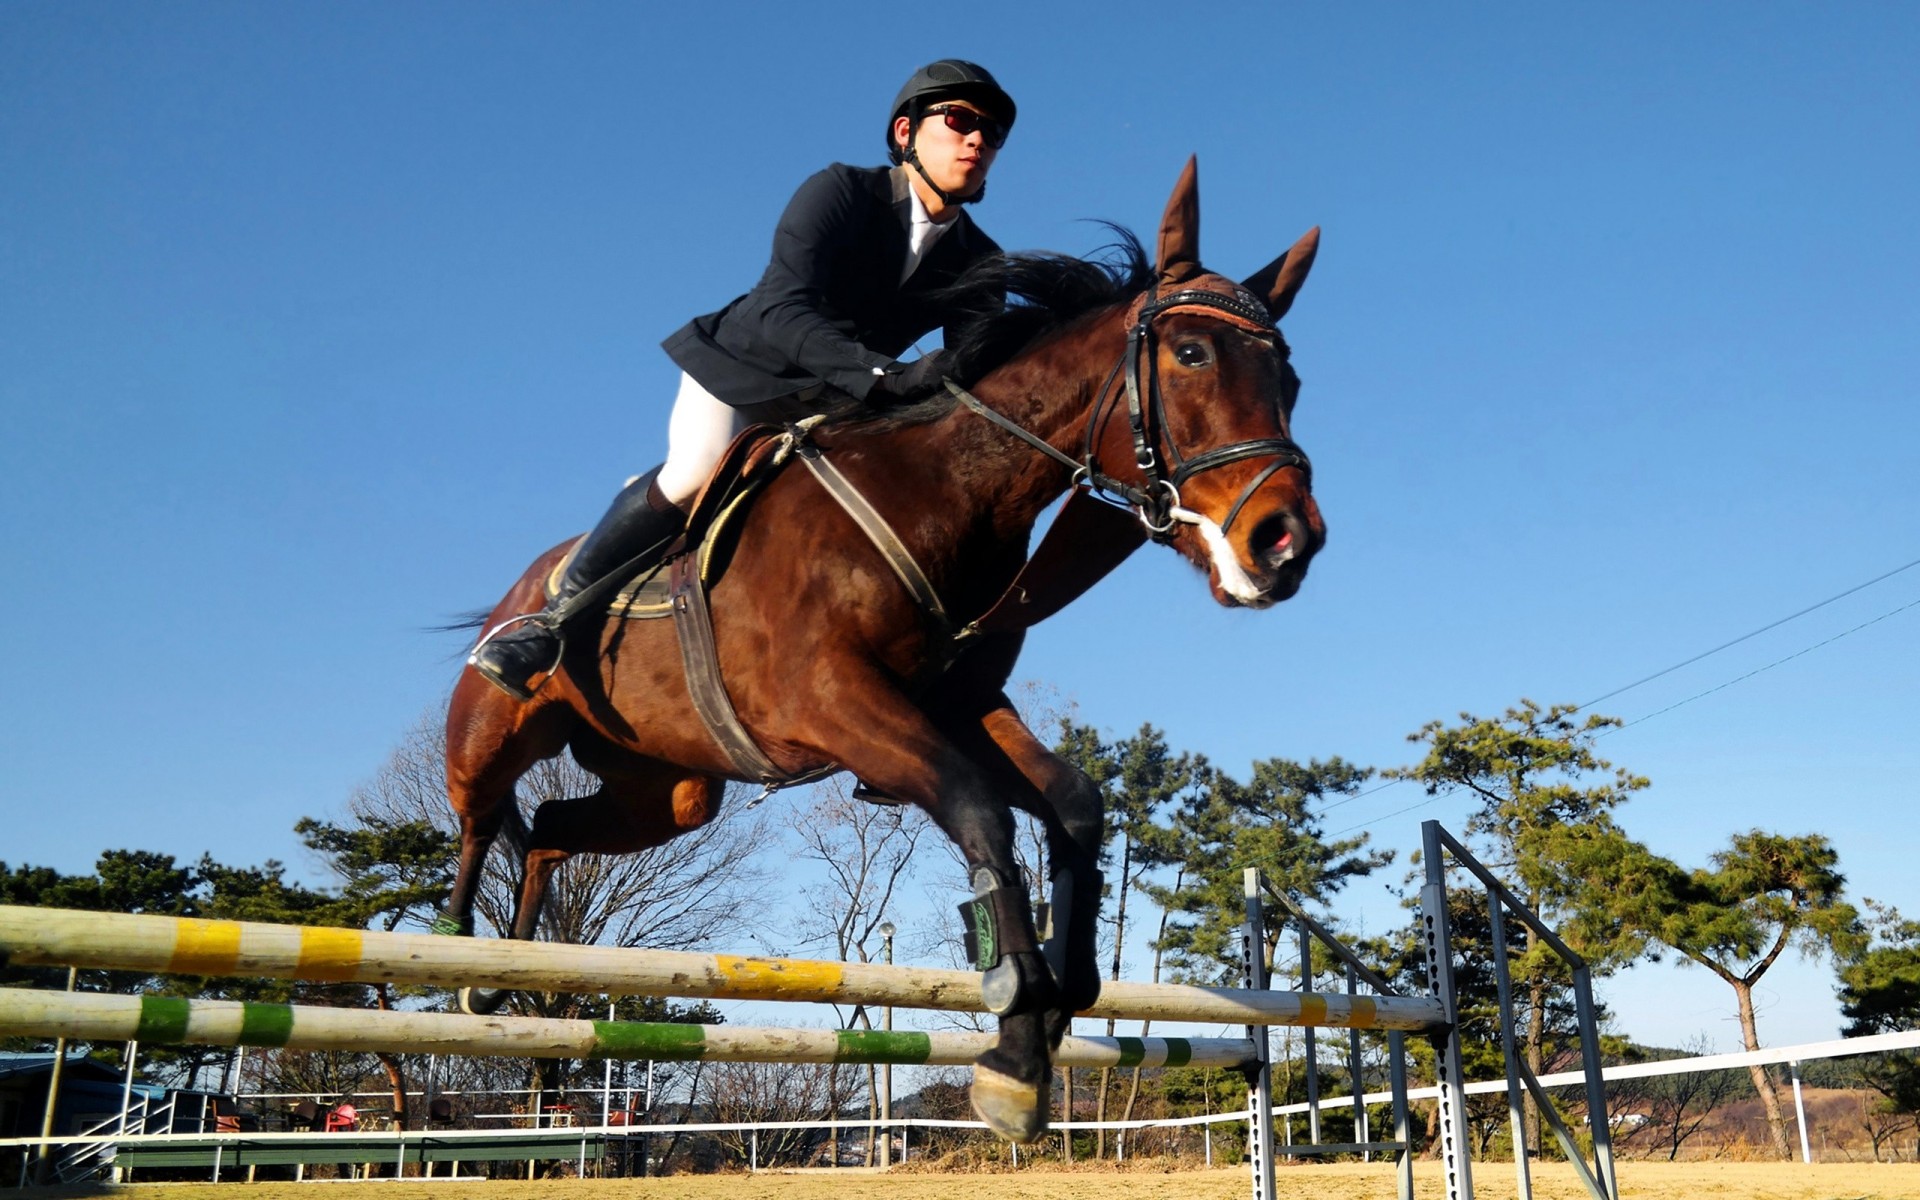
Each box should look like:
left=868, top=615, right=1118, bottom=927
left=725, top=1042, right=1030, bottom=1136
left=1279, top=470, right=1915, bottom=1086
left=888, top=164, right=972, bottom=248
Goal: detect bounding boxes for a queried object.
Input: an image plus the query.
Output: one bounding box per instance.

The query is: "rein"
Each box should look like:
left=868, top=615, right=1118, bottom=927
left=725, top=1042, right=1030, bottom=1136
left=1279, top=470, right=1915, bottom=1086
left=950, top=286, right=1313, bottom=543
left=690, top=288, right=1312, bottom=793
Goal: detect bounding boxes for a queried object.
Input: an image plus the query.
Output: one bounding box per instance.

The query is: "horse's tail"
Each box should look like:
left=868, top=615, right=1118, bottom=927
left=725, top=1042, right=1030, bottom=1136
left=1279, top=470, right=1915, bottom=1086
left=431, top=609, right=494, bottom=664
left=431, top=609, right=493, bottom=634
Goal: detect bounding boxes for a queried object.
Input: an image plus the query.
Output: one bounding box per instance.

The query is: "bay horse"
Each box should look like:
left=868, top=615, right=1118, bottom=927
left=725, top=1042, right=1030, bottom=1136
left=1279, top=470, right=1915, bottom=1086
left=441, top=160, right=1326, bottom=1141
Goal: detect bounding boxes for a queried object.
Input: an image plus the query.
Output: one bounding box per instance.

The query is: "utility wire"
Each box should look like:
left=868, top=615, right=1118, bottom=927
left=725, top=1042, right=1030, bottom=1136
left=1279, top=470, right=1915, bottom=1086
left=1602, top=594, right=1920, bottom=734
left=1574, top=555, right=1920, bottom=712
left=1322, top=562, right=1920, bottom=837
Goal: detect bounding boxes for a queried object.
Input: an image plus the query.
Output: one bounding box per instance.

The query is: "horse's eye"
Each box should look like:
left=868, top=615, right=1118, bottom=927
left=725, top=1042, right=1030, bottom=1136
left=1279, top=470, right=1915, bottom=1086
left=1174, top=342, right=1213, bottom=368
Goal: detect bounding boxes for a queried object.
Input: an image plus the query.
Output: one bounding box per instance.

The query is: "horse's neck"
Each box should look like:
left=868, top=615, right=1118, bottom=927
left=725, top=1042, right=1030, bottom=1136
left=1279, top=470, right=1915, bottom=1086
left=934, top=311, right=1131, bottom=532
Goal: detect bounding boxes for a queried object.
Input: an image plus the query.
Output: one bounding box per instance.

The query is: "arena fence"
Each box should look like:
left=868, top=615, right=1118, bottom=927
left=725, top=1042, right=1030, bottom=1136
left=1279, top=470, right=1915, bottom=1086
left=0, top=821, right=1601, bottom=1200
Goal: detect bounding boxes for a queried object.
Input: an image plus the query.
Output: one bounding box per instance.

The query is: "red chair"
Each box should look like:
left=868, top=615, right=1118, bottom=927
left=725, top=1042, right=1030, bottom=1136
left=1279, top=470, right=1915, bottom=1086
left=325, top=1103, right=359, bottom=1133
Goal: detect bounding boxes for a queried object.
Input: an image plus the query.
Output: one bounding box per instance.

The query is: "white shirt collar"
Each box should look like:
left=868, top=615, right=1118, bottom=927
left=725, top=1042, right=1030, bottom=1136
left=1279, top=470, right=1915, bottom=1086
left=902, top=183, right=958, bottom=283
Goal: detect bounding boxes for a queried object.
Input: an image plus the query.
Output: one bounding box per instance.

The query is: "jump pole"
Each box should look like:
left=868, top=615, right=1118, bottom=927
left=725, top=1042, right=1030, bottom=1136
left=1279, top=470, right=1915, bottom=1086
left=0, top=906, right=1448, bottom=1034
left=0, top=988, right=1256, bottom=1071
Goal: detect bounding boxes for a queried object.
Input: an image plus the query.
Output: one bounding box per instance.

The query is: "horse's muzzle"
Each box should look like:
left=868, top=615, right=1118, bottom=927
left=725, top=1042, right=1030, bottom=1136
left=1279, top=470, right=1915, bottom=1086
left=1247, top=503, right=1325, bottom=604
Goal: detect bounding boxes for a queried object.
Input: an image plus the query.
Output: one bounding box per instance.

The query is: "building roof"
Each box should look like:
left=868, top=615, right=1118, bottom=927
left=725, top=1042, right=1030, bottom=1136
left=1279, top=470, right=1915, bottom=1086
left=0, top=1051, right=134, bottom=1085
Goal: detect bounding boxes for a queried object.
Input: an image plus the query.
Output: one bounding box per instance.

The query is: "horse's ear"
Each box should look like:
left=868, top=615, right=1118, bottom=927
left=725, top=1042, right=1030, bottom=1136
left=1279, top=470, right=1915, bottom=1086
left=1240, top=226, right=1321, bottom=321
left=1155, top=156, right=1204, bottom=288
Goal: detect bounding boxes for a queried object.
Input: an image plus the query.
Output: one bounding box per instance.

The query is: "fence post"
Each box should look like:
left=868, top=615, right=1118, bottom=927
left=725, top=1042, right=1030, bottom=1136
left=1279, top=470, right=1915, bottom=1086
left=1421, top=821, right=1475, bottom=1200
left=1790, top=1060, right=1812, bottom=1163
left=1346, top=963, right=1367, bottom=1162
left=1243, top=868, right=1276, bottom=1200
left=1487, top=886, right=1533, bottom=1199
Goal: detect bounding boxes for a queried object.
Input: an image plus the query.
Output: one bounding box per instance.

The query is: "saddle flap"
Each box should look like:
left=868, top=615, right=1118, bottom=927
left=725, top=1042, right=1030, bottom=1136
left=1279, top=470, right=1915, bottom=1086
left=546, top=423, right=797, bottom=618
left=683, top=423, right=793, bottom=545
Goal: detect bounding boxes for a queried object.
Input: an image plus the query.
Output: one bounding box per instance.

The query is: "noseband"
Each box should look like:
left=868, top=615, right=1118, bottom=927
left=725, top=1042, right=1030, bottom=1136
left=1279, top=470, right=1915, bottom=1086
left=951, top=285, right=1313, bottom=543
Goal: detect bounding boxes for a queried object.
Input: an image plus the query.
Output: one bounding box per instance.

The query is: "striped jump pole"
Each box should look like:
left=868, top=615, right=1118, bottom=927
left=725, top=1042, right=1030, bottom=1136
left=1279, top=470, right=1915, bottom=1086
left=0, top=906, right=1448, bottom=1033
left=0, top=988, right=1253, bottom=1071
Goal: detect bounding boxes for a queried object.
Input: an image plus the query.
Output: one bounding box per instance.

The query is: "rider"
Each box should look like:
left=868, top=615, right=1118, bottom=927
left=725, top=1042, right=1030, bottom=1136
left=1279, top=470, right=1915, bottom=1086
left=470, top=60, right=1017, bottom=700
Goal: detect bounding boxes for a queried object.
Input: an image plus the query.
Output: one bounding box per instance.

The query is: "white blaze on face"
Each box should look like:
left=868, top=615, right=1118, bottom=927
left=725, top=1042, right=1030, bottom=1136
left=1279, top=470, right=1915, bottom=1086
left=1170, top=506, right=1267, bottom=604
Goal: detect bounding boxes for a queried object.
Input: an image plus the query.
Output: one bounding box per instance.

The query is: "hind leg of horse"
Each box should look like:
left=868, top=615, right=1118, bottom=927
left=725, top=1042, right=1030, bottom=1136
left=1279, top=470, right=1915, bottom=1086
left=442, top=671, right=575, bottom=939
left=815, top=691, right=1058, bottom=1141
left=458, top=767, right=720, bottom=1016
left=509, top=768, right=725, bottom=942
left=949, top=702, right=1107, bottom=1041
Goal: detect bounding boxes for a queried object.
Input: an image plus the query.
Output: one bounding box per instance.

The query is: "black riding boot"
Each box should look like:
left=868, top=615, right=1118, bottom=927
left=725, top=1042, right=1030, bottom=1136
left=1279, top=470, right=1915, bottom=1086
left=468, top=467, right=686, bottom=700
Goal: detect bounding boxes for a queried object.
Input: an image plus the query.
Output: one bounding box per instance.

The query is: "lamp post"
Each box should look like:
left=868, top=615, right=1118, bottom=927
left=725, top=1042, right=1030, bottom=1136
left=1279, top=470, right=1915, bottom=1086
left=878, top=921, right=895, bottom=1167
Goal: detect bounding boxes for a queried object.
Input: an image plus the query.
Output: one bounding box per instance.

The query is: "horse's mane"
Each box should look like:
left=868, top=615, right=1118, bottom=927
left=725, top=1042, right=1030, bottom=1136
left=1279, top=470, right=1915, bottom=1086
left=816, top=226, right=1153, bottom=434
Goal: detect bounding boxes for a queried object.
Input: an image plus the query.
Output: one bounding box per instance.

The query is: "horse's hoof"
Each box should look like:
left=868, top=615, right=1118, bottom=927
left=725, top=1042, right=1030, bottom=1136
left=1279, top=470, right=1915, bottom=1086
left=971, top=1063, right=1048, bottom=1143
left=459, top=986, right=509, bottom=1016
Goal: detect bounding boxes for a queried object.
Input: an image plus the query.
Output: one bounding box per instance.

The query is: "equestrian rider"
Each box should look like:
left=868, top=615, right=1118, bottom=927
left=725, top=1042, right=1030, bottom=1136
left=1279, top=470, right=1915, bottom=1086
left=469, top=60, right=1017, bottom=700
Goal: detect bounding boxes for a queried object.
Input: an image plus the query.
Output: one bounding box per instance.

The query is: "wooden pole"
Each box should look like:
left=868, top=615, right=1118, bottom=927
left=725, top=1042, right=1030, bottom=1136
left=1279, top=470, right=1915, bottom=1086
left=0, top=906, right=1447, bottom=1033
left=0, top=987, right=1260, bottom=1070
left=33, top=967, right=78, bottom=1184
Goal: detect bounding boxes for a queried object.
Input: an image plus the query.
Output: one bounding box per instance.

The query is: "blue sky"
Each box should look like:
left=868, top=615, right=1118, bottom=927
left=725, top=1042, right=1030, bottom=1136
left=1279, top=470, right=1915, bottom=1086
left=3, top=4, right=1916, bottom=1054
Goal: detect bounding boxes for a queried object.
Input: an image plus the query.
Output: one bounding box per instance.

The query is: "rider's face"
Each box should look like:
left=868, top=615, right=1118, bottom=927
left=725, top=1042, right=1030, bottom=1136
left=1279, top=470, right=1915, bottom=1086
left=894, top=99, right=1001, bottom=203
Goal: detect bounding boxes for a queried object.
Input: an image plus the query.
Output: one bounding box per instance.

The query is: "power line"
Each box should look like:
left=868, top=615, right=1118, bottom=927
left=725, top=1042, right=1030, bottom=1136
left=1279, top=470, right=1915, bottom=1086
left=1602, top=594, right=1920, bottom=734
left=1323, top=563, right=1920, bottom=838
left=1575, top=555, right=1920, bottom=712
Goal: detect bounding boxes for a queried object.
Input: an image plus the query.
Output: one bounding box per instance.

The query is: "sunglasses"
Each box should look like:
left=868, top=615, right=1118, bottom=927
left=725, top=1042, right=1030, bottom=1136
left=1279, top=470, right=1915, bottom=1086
left=924, top=104, right=1009, bottom=149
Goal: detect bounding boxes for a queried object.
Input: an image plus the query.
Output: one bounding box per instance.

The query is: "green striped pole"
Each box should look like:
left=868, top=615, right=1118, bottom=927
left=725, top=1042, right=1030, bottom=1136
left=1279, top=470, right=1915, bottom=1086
left=0, top=906, right=1447, bottom=1033
left=0, top=988, right=1254, bottom=1071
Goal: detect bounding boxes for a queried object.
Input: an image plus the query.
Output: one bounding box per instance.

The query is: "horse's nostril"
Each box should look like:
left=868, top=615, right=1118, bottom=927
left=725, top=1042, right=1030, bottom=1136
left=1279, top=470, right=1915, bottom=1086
left=1249, top=513, right=1294, bottom=556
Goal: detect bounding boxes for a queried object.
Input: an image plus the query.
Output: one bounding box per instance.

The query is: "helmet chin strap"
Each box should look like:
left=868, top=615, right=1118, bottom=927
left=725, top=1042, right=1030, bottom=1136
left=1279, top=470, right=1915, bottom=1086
left=901, top=123, right=986, bottom=207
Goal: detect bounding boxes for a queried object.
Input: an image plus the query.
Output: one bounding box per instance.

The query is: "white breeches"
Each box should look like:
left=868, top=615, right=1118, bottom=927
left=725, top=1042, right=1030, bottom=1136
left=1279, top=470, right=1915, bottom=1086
left=657, top=372, right=754, bottom=506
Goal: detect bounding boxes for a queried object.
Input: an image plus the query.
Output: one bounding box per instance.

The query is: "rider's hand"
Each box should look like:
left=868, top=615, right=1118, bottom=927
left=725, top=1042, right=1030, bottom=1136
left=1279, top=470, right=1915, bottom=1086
left=872, top=350, right=952, bottom=403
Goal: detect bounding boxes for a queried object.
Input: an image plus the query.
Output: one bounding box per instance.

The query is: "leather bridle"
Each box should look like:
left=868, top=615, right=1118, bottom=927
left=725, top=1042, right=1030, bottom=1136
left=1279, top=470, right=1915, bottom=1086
left=950, top=283, right=1313, bottom=543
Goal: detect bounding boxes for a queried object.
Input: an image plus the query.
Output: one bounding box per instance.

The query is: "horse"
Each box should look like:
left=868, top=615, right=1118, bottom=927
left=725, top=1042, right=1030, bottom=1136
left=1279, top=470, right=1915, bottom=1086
left=440, top=159, right=1326, bottom=1142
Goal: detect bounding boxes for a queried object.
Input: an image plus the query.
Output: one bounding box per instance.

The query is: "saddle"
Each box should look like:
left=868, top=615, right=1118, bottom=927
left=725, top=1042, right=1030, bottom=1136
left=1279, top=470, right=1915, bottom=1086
left=542, top=423, right=795, bottom=619
left=542, top=423, right=839, bottom=793
left=547, top=416, right=1147, bottom=798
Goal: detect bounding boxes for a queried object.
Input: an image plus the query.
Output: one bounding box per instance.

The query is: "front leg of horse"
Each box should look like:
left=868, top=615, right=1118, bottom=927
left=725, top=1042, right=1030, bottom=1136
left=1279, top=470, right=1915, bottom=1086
left=894, top=760, right=1066, bottom=1143
left=968, top=704, right=1108, bottom=1043
left=812, top=687, right=1065, bottom=1140
left=959, top=858, right=1063, bottom=1142
left=1038, top=839, right=1104, bottom=1042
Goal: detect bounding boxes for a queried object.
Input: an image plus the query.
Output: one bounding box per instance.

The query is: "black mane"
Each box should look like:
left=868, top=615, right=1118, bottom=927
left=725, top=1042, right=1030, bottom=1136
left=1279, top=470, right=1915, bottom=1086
left=940, top=225, right=1153, bottom=382
left=813, top=227, right=1152, bottom=432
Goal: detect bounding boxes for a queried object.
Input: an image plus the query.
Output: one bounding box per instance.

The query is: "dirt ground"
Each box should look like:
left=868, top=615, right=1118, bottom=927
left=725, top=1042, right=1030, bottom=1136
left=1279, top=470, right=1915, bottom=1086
left=23, top=1161, right=1920, bottom=1199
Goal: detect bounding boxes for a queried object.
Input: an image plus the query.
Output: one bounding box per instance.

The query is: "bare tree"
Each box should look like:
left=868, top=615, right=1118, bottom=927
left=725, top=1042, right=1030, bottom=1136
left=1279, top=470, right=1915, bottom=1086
left=785, top=778, right=931, bottom=1162
left=1608, top=1037, right=1743, bottom=1161
left=1855, top=1088, right=1919, bottom=1163
left=787, top=780, right=930, bottom=967
left=348, top=708, right=770, bottom=954
left=343, top=708, right=772, bottom=1106
left=698, top=1060, right=839, bottom=1166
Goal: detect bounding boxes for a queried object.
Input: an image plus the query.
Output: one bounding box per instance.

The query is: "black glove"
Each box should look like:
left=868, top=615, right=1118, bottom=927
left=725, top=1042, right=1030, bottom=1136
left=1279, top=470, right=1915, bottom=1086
left=872, top=350, right=952, bottom=403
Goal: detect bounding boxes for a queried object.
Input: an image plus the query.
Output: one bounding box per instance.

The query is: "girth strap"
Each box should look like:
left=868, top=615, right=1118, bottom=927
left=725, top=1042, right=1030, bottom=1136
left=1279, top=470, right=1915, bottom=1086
left=669, top=553, right=785, bottom=784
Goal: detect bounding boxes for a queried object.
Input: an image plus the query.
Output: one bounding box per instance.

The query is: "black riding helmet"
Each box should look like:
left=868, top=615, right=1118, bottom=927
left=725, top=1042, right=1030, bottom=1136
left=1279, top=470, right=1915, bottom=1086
left=886, top=59, right=1016, bottom=206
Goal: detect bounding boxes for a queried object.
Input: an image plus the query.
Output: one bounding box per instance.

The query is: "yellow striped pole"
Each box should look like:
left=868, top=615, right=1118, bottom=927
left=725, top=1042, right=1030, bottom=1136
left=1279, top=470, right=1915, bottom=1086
left=0, top=906, right=1446, bottom=1032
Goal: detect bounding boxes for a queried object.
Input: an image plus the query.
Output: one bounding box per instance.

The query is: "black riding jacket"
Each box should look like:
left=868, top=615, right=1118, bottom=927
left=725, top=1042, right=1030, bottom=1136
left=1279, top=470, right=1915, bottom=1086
left=662, top=164, right=1001, bottom=408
